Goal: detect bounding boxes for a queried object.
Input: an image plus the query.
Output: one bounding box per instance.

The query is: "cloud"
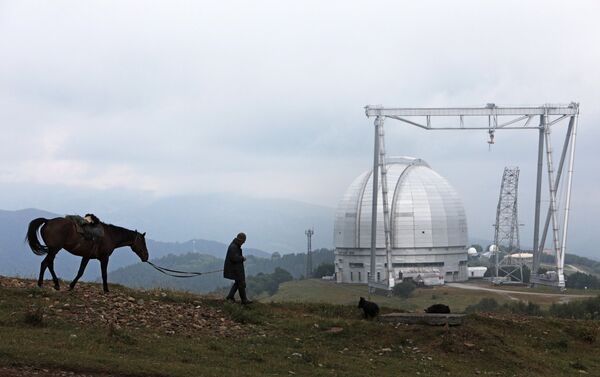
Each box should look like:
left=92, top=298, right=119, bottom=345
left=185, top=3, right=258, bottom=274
left=0, top=0, right=599, bottom=254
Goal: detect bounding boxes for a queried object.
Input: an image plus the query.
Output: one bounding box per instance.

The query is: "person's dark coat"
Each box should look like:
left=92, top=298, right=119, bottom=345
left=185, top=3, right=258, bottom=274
left=223, top=239, right=245, bottom=281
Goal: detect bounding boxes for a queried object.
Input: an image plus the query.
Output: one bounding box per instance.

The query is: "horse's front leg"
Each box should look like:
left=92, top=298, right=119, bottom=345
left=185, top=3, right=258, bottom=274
left=100, top=257, right=109, bottom=293
left=69, top=257, right=90, bottom=291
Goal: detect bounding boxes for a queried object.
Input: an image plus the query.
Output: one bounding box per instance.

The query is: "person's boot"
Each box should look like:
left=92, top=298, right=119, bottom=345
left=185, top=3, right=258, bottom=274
left=239, top=285, right=253, bottom=305
left=225, top=284, right=237, bottom=302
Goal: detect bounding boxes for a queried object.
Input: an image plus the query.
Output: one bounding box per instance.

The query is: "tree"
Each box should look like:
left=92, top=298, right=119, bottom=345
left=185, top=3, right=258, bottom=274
left=471, top=244, right=483, bottom=253
left=522, top=265, right=531, bottom=283
left=312, top=263, right=335, bottom=278
left=393, top=280, right=416, bottom=298
left=566, top=272, right=600, bottom=290
left=271, top=267, right=294, bottom=284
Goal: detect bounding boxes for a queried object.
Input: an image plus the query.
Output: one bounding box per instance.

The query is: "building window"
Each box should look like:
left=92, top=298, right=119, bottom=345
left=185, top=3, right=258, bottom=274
left=350, top=272, right=353, bottom=281
left=358, top=271, right=362, bottom=281
left=349, top=263, right=364, bottom=268
left=392, top=262, right=444, bottom=268
left=377, top=272, right=381, bottom=281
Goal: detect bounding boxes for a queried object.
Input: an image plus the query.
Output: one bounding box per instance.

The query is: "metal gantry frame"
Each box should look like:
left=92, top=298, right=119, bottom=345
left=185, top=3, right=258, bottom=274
left=365, top=103, right=579, bottom=291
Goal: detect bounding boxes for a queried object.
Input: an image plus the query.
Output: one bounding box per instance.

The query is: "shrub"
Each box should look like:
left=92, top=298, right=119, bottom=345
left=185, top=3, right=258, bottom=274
left=23, top=306, right=45, bottom=327
left=549, top=295, right=600, bottom=319
left=465, top=298, right=500, bottom=313
left=312, top=263, right=335, bottom=278
left=566, top=272, right=600, bottom=290
left=504, top=301, right=543, bottom=316
left=393, top=280, right=416, bottom=298
left=247, top=267, right=293, bottom=297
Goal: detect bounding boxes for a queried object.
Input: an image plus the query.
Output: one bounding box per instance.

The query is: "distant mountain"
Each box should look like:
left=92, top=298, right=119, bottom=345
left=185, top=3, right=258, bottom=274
left=99, top=193, right=335, bottom=254
left=0, top=208, right=59, bottom=277
left=109, top=248, right=335, bottom=293
left=0, top=208, right=270, bottom=280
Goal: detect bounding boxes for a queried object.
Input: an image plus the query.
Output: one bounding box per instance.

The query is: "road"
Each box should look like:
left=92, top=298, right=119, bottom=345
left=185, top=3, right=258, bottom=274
left=447, top=282, right=593, bottom=303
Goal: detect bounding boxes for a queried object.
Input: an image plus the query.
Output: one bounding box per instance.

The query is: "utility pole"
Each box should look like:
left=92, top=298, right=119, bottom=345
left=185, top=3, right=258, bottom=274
left=305, top=228, right=314, bottom=278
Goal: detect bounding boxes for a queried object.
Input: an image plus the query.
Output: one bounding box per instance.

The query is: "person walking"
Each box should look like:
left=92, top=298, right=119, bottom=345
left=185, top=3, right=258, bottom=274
left=224, top=232, right=252, bottom=304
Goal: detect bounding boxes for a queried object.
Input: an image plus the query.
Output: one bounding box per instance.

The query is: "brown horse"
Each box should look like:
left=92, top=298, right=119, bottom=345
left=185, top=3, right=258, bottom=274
left=26, top=217, right=149, bottom=292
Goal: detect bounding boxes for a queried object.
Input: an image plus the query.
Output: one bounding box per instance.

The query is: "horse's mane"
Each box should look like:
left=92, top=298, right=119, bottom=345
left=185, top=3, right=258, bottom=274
left=105, top=224, right=136, bottom=243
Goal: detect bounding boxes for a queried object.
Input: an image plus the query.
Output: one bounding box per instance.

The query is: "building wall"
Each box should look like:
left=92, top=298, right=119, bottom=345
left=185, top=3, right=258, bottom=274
left=335, top=247, right=468, bottom=284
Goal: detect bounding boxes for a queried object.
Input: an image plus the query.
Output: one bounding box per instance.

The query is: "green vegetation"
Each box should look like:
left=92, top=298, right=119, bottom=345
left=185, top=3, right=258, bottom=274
left=466, top=295, right=600, bottom=320
left=1, top=277, right=600, bottom=376
left=0, top=280, right=600, bottom=376
left=549, top=295, right=600, bottom=319
left=465, top=298, right=543, bottom=316
left=312, top=262, right=335, bottom=278
left=392, top=280, right=416, bottom=298
left=246, top=267, right=293, bottom=297
left=109, top=249, right=335, bottom=293
left=566, top=272, right=600, bottom=289
left=267, top=279, right=597, bottom=312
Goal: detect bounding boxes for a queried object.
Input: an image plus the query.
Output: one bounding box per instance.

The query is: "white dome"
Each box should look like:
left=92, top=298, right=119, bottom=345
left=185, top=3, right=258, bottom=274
left=468, top=247, right=478, bottom=256
left=334, top=156, right=468, bottom=250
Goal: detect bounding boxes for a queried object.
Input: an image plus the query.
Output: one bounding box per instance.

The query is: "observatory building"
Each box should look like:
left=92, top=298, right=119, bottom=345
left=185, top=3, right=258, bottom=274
left=334, top=157, right=468, bottom=285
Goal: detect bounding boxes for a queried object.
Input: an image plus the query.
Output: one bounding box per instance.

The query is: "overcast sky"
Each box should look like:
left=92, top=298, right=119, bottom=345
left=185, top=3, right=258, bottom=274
left=1, top=1, right=599, bottom=254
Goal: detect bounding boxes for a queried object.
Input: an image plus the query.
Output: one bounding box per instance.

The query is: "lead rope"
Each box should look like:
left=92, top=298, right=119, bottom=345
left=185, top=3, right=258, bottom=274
left=145, top=261, right=223, bottom=278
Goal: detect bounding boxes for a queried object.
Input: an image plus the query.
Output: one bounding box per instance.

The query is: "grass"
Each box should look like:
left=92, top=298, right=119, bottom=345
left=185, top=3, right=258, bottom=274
left=265, top=279, right=596, bottom=311
left=1, top=278, right=599, bottom=376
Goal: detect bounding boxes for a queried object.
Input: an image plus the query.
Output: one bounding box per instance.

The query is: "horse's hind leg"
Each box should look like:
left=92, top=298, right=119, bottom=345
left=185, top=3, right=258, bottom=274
left=37, top=257, right=49, bottom=288
left=69, top=257, right=90, bottom=291
left=46, top=250, right=61, bottom=290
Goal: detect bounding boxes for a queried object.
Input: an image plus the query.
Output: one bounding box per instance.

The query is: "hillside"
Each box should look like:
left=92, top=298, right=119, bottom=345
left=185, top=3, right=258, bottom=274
left=266, top=279, right=598, bottom=311
left=1, top=276, right=599, bottom=376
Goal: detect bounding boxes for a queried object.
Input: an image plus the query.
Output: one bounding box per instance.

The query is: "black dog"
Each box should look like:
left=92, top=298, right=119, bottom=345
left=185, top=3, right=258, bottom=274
left=358, top=297, right=380, bottom=319
left=425, top=304, right=451, bottom=314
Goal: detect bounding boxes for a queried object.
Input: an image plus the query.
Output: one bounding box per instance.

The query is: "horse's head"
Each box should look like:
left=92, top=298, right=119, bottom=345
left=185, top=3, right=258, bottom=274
left=131, top=231, right=149, bottom=262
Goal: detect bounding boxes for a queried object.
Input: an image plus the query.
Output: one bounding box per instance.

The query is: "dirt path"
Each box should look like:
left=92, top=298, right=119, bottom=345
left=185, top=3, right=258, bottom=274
left=447, top=282, right=593, bottom=303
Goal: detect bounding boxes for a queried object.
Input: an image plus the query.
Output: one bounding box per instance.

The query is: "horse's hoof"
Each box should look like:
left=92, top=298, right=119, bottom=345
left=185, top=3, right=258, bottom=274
left=37, top=282, right=43, bottom=288
left=68, top=285, right=74, bottom=291
left=54, top=285, right=60, bottom=291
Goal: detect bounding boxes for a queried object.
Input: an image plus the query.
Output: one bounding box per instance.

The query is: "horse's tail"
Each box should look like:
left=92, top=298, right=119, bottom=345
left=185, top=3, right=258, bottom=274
left=26, top=218, right=49, bottom=256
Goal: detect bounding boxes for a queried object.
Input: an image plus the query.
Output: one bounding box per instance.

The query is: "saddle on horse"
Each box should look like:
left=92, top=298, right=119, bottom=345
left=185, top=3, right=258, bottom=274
left=65, top=213, right=104, bottom=241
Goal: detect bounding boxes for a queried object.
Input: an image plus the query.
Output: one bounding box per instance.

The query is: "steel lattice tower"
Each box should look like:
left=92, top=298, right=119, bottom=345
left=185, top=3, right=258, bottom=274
left=493, top=167, right=523, bottom=281
left=305, top=228, right=314, bottom=278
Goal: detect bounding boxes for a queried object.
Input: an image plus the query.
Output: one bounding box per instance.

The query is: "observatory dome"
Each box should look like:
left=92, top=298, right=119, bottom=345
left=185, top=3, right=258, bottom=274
left=334, top=156, right=469, bottom=284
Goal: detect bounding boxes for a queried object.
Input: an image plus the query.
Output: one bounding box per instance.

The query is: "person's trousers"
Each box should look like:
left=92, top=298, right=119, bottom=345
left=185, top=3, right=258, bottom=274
left=227, top=279, right=248, bottom=301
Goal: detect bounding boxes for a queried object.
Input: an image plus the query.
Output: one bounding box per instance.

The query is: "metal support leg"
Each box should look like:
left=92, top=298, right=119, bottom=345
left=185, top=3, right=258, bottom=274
left=543, top=114, right=563, bottom=287
left=536, top=115, right=575, bottom=287
left=369, top=117, right=381, bottom=292
left=377, top=119, right=394, bottom=289
left=531, top=124, right=545, bottom=277
left=559, top=113, right=579, bottom=286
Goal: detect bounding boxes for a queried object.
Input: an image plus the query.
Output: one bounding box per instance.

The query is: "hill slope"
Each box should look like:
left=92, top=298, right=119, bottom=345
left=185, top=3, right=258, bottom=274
left=1, top=276, right=599, bottom=376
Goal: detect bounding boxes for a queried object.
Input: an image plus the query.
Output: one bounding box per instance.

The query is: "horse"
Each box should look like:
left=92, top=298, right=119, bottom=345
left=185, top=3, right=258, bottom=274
left=26, top=217, right=149, bottom=293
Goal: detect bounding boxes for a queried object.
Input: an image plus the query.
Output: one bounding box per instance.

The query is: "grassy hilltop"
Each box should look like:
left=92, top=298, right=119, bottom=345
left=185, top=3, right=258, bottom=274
left=1, top=276, right=599, bottom=377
